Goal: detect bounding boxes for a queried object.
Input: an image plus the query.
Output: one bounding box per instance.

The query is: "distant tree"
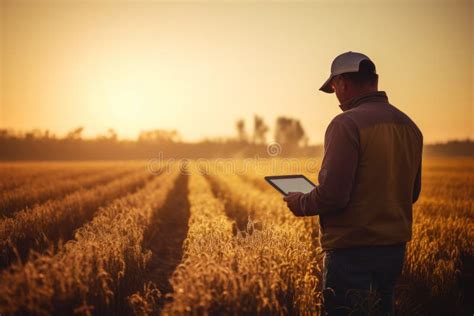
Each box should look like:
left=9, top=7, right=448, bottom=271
left=274, top=117, right=306, bottom=151
left=138, top=129, right=181, bottom=143
left=66, top=127, right=84, bottom=140
left=0, top=129, right=8, bottom=139
left=25, top=129, right=46, bottom=140
left=0, top=129, right=17, bottom=139
left=106, top=128, right=118, bottom=141
left=235, top=119, right=248, bottom=143
left=96, top=128, right=118, bottom=141
left=253, top=115, right=269, bottom=144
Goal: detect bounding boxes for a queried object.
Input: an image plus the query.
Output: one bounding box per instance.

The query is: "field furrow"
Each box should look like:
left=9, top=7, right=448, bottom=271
left=0, top=166, right=179, bottom=315
left=156, top=167, right=262, bottom=315
left=0, top=168, right=152, bottom=268
left=152, top=167, right=236, bottom=315
left=127, top=172, right=192, bottom=315
left=141, top=173, right=190, bottom=296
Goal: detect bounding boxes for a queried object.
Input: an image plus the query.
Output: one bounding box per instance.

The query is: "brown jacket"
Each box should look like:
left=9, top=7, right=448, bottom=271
left=301, top=91, right=423, bottom=250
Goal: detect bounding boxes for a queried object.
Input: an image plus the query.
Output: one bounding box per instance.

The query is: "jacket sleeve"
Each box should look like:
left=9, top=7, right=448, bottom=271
left=412, top=161, right=421, bottom=203
left=300, top=117, right=359, bottom=216
left=412, top=129, right=423, bottom=203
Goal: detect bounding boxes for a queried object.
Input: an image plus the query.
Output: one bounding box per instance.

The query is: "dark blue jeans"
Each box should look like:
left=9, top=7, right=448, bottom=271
left=322, top=243, right=406, bottom=316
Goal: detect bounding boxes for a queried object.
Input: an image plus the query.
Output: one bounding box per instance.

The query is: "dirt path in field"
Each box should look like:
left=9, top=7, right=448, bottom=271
left=143, top=174, right=190, bottom=298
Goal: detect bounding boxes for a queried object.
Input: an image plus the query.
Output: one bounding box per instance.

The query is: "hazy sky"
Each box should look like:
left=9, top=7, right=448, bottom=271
left=1, top=0, right=473, bottom=144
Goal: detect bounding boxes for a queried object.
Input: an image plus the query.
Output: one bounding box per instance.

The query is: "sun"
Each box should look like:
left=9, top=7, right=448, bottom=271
left=100, top=77, right=148, bottom=138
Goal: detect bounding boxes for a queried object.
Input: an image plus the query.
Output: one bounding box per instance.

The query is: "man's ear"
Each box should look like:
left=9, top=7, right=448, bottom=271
left=330, top=76, right=339, bottom=91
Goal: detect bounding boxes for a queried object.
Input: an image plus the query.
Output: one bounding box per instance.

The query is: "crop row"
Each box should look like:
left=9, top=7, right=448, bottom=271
left=0, top=166, right=179, bottom=315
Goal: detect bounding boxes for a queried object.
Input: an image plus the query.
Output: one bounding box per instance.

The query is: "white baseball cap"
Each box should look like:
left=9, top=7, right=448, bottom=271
left=319, top=51, right=376, bottom=93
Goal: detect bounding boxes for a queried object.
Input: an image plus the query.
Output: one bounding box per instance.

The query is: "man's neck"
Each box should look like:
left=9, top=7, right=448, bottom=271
left=354, top=87, right=378, bottom=97
left=339, top=90, right=386, bottom=112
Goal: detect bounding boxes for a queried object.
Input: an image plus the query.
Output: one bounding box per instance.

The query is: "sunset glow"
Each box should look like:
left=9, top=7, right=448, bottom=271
left=1, top=0, right=473, bottom=143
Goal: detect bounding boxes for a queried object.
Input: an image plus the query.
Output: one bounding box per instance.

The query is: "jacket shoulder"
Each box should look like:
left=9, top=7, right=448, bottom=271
left=388, top=103, right=424, bottom=142
left=325, top=112, right=360, bottom=147
left=330, top=111, right=359, bottom=129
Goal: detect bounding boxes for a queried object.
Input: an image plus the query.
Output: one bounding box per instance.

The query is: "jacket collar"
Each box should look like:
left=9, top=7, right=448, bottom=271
left=339, top=91, right=388, bottom=112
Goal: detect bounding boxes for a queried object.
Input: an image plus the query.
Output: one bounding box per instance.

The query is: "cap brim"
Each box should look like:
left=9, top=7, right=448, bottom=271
left=319, top=75, right=335, bottom=93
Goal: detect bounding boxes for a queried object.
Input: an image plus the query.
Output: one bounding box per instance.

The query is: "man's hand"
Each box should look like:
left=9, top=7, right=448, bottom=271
left=283, top=192, right=306, bottom=217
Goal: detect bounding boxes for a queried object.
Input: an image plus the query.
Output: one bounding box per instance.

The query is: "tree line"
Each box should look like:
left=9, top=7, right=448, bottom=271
left=0, top=115, right=320, bottom=160
left=0, top=116, right=472, bottom=160
left=236, top=115, right=308, bottom=149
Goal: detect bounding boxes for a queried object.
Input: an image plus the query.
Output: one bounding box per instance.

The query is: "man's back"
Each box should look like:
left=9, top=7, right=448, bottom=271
left=300, top=91, right=423, bottom=250
left=321, top=91, right=423, bottom=249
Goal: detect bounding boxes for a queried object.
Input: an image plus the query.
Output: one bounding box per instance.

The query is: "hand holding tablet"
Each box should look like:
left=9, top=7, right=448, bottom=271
left=264, top=175, right=316, bottom=196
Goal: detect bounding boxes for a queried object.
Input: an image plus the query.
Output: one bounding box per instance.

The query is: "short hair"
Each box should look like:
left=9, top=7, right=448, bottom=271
left=341, top=59, right=378, bottom=87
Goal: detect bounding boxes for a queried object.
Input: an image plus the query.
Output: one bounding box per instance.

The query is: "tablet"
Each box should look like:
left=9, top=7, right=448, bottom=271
left=264, top=175, right=316, bottom=196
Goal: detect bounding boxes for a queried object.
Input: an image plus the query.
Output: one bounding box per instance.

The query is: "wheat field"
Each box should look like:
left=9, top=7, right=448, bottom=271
left=0, top=157, right=472, bottom=315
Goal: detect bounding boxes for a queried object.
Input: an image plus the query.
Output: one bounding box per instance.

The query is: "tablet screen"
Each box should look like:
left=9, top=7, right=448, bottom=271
left=265, top=175, right=316, bottom=196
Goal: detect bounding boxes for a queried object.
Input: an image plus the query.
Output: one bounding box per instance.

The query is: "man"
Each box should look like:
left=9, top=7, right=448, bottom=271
left=283, top=51, right=423, bottom=316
